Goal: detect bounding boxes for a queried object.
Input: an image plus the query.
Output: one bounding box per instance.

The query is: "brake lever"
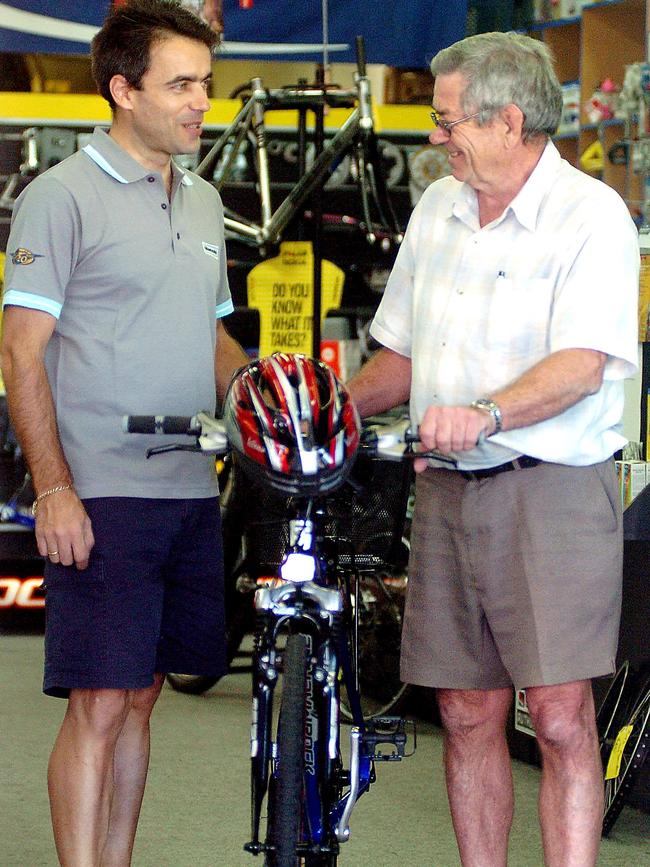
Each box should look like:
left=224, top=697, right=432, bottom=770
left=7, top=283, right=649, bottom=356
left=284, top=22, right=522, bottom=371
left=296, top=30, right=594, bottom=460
left=146, top=444, right=202, bottom=458
left=362, top=417, right=485, bottom=466
left=195, top=411, right=229, bottom=455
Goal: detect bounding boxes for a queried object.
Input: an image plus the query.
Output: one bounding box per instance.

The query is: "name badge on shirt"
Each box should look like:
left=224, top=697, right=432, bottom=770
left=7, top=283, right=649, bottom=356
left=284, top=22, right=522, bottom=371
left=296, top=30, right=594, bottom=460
left=202, top=242, right=220, bottom=261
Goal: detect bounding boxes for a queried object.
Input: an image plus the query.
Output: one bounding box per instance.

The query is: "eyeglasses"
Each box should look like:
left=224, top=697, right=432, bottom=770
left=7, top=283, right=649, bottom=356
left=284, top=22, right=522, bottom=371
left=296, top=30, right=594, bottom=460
left=429, top=108, right=481, bottom=134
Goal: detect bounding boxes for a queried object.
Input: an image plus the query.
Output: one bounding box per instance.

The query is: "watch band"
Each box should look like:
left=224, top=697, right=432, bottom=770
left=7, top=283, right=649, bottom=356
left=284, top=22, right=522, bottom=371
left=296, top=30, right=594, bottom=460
left=470, top=398, right=503, bottom=434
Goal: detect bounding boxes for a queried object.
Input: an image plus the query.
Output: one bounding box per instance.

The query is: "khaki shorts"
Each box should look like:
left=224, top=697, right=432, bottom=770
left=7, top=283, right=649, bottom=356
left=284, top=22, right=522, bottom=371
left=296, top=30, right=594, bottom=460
left=400, top=459, right=622, bottom=690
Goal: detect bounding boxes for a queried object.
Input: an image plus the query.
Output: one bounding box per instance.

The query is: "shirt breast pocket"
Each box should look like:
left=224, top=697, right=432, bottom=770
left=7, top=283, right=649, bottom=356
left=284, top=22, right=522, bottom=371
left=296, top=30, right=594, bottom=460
left=485, top=277, right=554, bottom=362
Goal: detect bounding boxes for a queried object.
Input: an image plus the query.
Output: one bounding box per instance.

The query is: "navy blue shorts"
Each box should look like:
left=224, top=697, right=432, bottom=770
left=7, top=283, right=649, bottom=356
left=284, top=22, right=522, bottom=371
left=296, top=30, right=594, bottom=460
left=43, top=497, right=226, bottom=698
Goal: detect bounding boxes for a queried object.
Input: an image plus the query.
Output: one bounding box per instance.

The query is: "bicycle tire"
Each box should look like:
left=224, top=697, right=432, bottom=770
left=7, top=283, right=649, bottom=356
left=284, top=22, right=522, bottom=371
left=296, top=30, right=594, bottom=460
left=340, top=568, right=410, bottom=723
left=267, top=633, right=309, bottom=867
left=601, top=685, right=650, bottom=836
left=597, top=661, right=633, bottom=762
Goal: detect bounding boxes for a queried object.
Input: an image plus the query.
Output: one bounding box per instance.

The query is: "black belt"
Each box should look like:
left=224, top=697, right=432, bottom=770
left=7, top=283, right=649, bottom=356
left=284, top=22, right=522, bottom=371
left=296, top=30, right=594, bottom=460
left=457, top=455, right=541, bottom=481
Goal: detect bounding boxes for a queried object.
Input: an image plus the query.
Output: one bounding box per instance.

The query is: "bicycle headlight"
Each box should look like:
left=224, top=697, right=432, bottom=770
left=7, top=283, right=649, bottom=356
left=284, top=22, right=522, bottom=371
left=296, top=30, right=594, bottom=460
left=279, top=551, right=316, bottom=584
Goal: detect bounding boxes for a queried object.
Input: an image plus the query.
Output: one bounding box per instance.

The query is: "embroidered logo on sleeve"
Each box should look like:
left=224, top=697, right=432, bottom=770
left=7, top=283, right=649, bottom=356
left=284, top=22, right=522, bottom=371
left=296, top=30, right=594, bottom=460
left=202, top=242, right=220, bottom=261
left=11, top=248, right=44, bottom=266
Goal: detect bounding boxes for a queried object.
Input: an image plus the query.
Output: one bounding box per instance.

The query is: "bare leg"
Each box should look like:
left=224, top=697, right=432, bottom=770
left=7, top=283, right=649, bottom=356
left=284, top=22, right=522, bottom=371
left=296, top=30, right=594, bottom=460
left=48, top=689, right=132, bottom=866
left=101, top=674, right=165, bottom=867
left=48, top=676, right=164, bottom=867
left=437, top=687, right=514, bottom=867
left=526, top=681, right=602, bottom=867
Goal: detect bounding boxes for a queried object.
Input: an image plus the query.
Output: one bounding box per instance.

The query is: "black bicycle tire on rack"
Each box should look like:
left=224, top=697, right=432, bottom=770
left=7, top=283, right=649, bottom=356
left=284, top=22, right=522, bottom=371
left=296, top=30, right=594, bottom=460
left=266, top=632, right=309, bottom=867
left=601, top=684, right=650, bottom=836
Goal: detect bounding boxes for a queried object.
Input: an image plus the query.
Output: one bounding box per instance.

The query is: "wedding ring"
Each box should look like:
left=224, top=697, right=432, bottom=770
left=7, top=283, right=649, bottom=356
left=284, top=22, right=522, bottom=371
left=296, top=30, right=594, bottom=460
left=48, top=550, right=59, bottom=556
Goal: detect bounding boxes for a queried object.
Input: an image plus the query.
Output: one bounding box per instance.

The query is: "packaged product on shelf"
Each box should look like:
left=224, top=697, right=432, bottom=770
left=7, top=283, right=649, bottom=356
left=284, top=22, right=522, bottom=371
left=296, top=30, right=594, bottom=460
left=616, top=460, right=648, bottom=508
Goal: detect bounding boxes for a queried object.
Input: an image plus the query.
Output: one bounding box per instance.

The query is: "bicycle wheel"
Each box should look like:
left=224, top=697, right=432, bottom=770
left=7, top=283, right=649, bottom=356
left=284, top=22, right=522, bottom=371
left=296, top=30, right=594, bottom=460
left=266, top=633, right=309, bottom=867
left=601, top=685, right=650, bottom=836
left=597, top=661, right=633, bottom=762
left=340, top=568, right=410, bottom=722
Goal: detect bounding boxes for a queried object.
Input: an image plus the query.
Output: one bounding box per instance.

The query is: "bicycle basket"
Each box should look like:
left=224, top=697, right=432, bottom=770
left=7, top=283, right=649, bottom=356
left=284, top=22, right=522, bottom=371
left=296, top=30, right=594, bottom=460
left=238, top=453, right=413, bottom=574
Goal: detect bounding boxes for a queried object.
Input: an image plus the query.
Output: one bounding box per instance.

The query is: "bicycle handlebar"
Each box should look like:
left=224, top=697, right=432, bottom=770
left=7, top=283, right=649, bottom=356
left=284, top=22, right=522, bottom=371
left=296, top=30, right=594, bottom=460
left=123, top=411, right=458, bottom=465
left=123, top=415, right=200, bottom=435
left=123, top=411, right=229, bottom=457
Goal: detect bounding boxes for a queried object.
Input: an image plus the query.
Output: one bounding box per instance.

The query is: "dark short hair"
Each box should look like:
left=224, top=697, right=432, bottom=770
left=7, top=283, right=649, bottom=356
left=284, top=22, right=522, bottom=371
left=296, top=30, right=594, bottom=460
left=91, top=0, right=218, bottom=109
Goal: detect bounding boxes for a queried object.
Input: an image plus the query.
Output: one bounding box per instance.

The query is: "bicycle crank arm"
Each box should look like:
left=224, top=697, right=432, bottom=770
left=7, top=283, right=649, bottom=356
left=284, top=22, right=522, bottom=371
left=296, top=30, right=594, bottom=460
left=335, top=727, right=362, bottom=842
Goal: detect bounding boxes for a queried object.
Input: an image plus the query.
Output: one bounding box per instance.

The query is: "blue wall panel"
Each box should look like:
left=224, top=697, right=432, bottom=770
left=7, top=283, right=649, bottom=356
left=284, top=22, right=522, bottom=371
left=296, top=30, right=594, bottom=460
left=0, top=0, right=468, bottom=67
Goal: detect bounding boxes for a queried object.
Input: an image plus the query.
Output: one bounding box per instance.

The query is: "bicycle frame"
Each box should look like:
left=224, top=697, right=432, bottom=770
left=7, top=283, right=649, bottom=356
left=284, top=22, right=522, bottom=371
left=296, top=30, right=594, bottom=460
left=245, top=503, right=389, bottom=861
left=196, top=38, right=403, bottom=251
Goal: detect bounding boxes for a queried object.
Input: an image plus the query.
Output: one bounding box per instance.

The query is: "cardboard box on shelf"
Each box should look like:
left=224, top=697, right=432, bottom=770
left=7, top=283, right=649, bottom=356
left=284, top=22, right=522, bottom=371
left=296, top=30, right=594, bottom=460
left=383, top=68, right=432, bottom=105
left=320, top=340, right=361, bottom=382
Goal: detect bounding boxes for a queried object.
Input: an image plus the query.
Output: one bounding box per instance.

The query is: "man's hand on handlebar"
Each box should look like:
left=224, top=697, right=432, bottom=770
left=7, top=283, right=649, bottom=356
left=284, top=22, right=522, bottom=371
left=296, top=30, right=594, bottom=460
left=415, top=406, right=491, bottom=473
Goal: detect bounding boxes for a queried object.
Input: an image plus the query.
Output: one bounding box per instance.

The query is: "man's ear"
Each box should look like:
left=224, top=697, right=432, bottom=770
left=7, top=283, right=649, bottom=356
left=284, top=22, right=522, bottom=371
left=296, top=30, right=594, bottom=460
left=109, top=74, right=136, bottom=111
left=500, top=103, right=525, bottom=146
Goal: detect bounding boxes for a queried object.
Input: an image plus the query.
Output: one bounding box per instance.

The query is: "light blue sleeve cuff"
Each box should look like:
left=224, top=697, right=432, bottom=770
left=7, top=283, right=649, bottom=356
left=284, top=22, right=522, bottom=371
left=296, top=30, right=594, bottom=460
left=2, top=290, right=62, bottom=318
left=216, top=299, right=234, bottom=319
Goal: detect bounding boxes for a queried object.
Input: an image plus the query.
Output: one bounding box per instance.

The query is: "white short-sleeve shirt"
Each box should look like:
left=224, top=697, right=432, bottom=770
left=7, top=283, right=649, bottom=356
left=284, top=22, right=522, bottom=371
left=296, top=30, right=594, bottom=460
left=370, top=141, right=640, bottom=468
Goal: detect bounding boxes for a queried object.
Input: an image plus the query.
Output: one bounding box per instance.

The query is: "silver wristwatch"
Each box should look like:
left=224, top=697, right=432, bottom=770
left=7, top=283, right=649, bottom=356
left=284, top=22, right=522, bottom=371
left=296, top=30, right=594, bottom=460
left=470, top=398, right=503, bottom=433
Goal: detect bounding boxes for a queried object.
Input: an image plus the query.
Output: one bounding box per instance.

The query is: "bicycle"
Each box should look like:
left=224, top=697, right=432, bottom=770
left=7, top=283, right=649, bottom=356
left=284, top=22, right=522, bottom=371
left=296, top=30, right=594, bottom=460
left=166, top=414, right=415, bottom=723
left=195, top=35, right=403, bottom=253
left=596, top=659, right=650, bottom=835
left=124, top=365, right=444, bottom=865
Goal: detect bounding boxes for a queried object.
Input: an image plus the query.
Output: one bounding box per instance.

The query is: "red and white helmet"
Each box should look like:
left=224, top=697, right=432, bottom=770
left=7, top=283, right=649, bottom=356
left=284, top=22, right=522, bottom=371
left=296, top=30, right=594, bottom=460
left=224, top=352, right=361, bottom=495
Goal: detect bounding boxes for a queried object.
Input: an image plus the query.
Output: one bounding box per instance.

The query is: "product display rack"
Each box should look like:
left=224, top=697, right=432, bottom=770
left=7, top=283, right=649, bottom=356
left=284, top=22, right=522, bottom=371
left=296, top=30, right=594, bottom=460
left=531, top=0, right=647, bottom=215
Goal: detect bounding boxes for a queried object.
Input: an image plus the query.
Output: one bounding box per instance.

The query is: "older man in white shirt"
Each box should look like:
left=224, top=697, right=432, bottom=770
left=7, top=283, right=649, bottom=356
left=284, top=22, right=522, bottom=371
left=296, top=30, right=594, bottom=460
left=349, top=31, right=639, bottom=867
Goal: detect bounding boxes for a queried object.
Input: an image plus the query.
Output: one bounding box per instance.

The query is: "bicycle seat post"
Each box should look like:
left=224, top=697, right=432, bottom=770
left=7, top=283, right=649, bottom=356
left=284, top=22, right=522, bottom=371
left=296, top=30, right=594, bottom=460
left=251, top=77, right=272, bottom=231
left=354, top=36, right=372, bottom=132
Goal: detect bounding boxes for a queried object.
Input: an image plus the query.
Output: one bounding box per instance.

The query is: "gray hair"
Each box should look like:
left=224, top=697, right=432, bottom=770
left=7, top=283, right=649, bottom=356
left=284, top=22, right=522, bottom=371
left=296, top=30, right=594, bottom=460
left=430, top=32, right=562, bottom=142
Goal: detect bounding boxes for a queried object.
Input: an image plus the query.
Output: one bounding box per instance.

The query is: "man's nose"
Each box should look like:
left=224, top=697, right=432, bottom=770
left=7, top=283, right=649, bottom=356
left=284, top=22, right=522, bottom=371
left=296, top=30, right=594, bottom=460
left=429, top=128, right=448, bottom=146
left=191, top=85, right=210, bottom=112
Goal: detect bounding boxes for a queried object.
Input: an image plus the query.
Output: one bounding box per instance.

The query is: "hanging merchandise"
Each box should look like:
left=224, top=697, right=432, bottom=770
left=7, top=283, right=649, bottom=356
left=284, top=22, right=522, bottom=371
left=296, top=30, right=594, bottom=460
left=584, top=78, right=621, bottom=124
left=579, top=140, right=604, bottom=174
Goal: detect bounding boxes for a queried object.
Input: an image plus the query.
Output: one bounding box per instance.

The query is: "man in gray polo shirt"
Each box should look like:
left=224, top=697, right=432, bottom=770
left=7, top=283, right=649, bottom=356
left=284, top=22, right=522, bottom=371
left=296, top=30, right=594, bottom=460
left=1, top=2, right=249, bottom=863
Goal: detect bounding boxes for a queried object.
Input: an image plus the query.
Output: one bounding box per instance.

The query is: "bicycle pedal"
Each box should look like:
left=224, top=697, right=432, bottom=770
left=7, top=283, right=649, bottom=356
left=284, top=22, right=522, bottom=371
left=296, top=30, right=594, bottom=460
left=361, top=716, right=416, bottom=760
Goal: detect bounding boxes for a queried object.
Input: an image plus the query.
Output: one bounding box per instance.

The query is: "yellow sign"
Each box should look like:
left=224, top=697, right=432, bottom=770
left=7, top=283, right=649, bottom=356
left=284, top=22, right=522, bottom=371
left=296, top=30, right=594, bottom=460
left=247, top=241, right=344, bottom=357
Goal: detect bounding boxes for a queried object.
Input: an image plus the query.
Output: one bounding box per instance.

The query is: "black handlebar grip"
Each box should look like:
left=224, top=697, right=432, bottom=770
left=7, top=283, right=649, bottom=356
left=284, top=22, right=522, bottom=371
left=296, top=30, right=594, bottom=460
left=124, top=416, right=157, bottom=434
left=123, top=415, right=197, bottom=435
left=355, top=35, right=366, bottom=77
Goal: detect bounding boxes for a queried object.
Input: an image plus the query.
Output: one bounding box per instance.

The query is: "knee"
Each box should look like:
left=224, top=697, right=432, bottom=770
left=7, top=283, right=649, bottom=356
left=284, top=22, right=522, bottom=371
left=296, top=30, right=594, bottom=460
left=526, top=684, right=596, bottom=756
left=129, top=674, right=165, bottom=718
left=66, top=689, right=132, bottom=741
left=437, top=688, right=509, bottom=741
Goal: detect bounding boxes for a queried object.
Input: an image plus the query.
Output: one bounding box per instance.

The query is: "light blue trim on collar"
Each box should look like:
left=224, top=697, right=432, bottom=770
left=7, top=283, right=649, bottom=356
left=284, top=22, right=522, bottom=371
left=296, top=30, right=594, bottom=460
left=83, top=144, right=129, bottom=184
left=181, top=173, right=193, bottom=186
left=216, top=299, right=234, bottom=318
left=2, top=289, right=63, bottom=319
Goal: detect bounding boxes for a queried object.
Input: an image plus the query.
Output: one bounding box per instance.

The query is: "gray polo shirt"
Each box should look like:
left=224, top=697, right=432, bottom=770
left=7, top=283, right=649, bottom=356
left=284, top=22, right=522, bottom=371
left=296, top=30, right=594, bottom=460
left=3, top=127, right=233, bottom=499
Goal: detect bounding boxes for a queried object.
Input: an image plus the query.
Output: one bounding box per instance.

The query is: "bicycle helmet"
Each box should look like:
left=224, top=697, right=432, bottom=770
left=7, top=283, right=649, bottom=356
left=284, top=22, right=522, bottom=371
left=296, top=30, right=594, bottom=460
left=224, top=352, right=361, bottom=496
